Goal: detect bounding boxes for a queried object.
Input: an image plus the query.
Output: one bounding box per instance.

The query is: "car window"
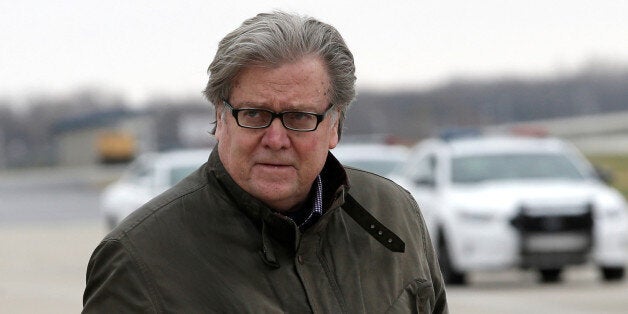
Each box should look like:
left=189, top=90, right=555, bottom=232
left=342, top=160, right=402, bottom=176
left=169, top=165, right=200, bottom=186
left=409, top=154, right=437, bottom=186
left=452, top=153, right=586, bottom=183
left=123, top=159, right=154, bottom=184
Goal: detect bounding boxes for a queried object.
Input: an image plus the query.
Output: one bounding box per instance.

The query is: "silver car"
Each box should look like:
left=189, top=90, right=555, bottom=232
left=100, top=149, right=212, bottom=229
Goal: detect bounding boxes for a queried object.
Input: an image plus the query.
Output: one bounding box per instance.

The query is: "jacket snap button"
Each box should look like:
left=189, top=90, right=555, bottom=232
left=297, top=255, right=304, bottom=264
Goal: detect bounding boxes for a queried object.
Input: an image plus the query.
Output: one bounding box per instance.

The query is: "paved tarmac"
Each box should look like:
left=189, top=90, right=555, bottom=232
left=448, top=267, right=628, bottom=313
left=0, top=166, right=115, bottom=312
left=0, top=221, right=106, bottom=313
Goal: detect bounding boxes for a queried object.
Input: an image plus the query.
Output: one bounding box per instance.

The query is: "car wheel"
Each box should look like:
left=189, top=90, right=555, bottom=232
left=539, top=268, right=562, bottom=283
left=601, top=266, right=625, bottom=281
left=438, top=232, right=466, bottom=285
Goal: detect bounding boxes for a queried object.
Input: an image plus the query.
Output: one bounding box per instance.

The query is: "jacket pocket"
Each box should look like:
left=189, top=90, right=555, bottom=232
left=385, top=279, right=434, bottom=314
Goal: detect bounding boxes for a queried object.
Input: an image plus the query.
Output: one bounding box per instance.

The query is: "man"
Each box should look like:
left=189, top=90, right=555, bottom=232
left=83, top=11, right=447, bottom=313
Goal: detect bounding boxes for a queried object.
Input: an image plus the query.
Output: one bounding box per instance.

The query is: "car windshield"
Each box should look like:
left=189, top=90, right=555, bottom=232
left=343, top=160, right=402, bottom=176
left=169, top=165, right=200, bottom=186
left=452, top=153, right=586, bottom=183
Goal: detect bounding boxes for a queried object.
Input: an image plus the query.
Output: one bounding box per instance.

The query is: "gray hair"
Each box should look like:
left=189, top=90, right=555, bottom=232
left=203, top=11, right=356, bottom=137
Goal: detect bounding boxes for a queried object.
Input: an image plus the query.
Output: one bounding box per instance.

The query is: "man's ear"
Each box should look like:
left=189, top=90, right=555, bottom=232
left=328, top=110, right=340, bottom=149
left=214, top=107, right=224, bottom=140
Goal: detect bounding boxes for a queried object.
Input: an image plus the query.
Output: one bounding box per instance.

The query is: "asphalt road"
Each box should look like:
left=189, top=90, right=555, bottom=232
left=1, top=166, right=627, bottom=313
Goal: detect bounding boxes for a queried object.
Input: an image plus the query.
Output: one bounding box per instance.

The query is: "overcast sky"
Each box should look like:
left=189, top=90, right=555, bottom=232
left=2, top=0, right=628, bottom=104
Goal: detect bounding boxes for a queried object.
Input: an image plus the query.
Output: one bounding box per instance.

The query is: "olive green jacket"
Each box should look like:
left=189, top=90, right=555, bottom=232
left=83, top=150, right=448, bottom=313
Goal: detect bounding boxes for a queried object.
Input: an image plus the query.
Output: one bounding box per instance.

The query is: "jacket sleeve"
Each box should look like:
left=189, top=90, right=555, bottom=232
left=82, top=239, right=159, bottom=313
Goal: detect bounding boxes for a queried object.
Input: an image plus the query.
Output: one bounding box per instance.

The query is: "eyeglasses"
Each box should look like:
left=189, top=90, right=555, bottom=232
left=222, top=99, right=334, bottom=132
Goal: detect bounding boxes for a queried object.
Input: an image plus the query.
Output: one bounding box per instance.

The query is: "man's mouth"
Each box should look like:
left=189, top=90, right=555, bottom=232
left=258, top=163, right=291, bottom=168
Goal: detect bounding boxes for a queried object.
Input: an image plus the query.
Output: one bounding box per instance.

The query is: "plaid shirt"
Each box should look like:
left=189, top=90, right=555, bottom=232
left=285, top=175, right=323, bottom=231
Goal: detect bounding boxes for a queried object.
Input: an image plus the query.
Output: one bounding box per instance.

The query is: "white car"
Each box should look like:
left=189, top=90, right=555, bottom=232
left=392, top=135, right=628, bottom=284
left=331, top=143, right=408, bottom=178
left=100, top=149, right=212, bottom=229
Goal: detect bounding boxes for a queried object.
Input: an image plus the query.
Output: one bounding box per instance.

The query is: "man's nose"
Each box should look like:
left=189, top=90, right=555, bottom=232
left=261, top=118, right=291, bottom=150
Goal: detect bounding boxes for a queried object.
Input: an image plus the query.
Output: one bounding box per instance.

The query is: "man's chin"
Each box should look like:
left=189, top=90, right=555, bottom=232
left=249, top=185, right=300, bottom=212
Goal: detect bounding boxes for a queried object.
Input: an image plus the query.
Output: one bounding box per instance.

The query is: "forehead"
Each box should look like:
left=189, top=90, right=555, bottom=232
left=230, top=57, right=331, bottom=109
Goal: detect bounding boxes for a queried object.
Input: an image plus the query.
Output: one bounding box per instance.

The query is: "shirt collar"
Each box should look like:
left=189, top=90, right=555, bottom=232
left=285, top=175, right=324, bottom=231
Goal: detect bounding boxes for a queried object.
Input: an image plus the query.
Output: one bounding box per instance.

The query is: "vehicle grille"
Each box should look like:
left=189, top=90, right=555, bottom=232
left=510, top=204, right=593, bottom=268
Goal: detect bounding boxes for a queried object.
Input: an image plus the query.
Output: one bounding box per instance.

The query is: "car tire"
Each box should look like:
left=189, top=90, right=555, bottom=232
left=601, top=266, right=625, bottom=282
left=539, top=268, right=562, bottom=283
left=438, top=232, right=466, bottom=285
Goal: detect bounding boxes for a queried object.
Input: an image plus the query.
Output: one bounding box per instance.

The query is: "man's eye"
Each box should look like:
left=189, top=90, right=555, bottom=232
left=289, top=112, right=313, bottom=120
left=243, top=110, right=261, bottom=118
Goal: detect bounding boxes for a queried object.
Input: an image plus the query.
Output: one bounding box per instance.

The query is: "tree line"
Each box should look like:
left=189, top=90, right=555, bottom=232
left=345, top=62, right=628, bottom=141
left=1, top=63, right=628, bottom=168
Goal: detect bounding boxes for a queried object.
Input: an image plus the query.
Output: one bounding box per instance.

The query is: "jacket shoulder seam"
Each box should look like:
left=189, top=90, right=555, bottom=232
left=119, top=180, right=209, bottom=235
left=107, top=238, right=163, bottom=312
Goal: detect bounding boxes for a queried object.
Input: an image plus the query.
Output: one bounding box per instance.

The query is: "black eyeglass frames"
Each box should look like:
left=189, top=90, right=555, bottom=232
left=222, top=99, right=334, bottom=132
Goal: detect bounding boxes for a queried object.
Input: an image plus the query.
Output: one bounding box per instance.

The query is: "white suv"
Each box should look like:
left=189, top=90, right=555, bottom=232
left=392, top=135, right=628, bottom=284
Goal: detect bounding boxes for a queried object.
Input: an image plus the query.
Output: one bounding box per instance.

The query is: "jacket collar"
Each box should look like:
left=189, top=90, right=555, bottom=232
left=205, top=148, right=404, bottom=266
